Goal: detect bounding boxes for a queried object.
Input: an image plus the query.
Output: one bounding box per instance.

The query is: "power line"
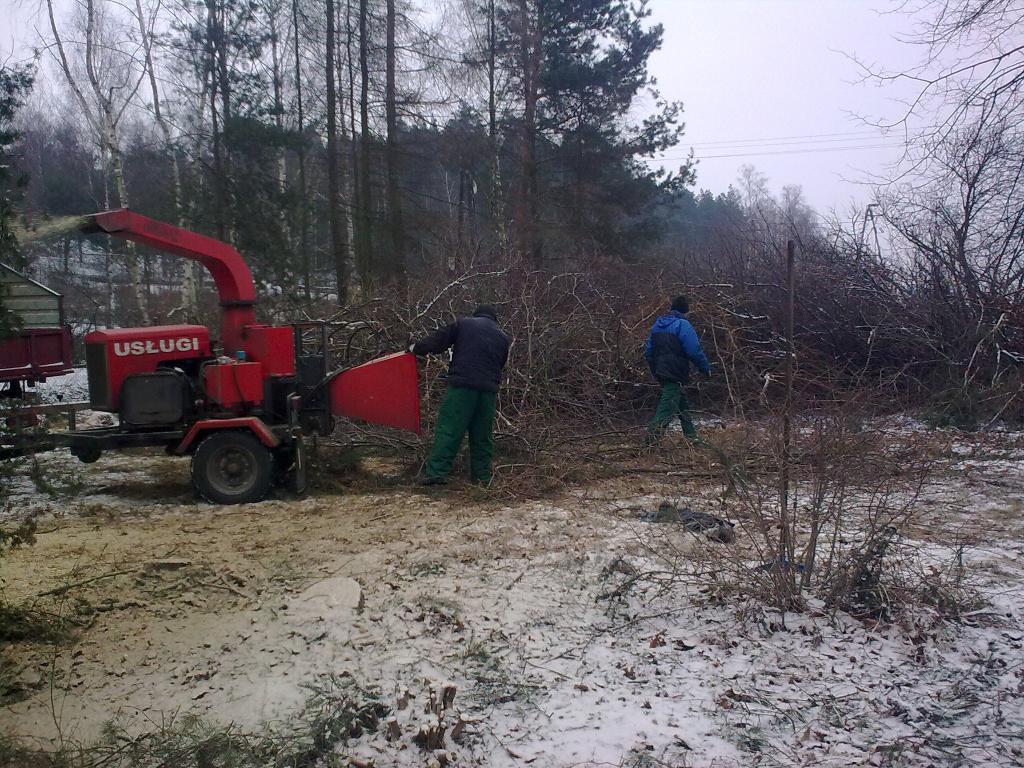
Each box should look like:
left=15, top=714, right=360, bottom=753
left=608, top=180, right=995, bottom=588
left=686, top=134, right=890, bottom=151
left=687, top=130, right=886, bottom=147
left=653, top=143, right=906, bottom=162
left=698, top=143, right=904, bottom=159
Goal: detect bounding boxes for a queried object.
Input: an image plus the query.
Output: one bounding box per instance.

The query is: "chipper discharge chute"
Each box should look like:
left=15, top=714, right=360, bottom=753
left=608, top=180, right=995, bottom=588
left=0, top=209, right=421, bottom=504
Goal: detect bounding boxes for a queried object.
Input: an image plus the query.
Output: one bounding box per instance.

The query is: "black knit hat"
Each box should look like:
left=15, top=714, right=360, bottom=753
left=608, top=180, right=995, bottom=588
left=671, top=295, right=689, bottom=314
left=473, top=303, right=498, bottom=321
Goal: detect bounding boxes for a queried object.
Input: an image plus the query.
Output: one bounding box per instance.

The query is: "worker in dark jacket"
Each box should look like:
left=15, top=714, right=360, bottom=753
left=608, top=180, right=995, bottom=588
left=409, top=304, right=511, bottom=485
left=644, top=295, right=711, bottom=444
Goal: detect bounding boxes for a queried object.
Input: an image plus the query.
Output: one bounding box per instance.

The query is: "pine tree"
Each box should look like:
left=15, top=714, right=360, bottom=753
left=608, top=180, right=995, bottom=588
left=496, top=0, right=690, bottom=263
left=0, top=65, right=34, bottom=335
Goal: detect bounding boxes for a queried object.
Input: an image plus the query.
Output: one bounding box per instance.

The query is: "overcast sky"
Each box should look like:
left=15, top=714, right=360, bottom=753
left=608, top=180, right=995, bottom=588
left=645, top=0, right=920, bottom=211
left=1, top=0, right=922, bottom=211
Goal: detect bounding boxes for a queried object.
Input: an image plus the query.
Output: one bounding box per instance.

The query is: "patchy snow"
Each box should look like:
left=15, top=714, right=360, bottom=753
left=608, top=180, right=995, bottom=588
left=1, top=427, right=1023, bottom=766
left=585, top=549, right=1024, bottom=767
left=30, top=367, right=89, bottom=404
left=0, top=447, right=190, bottom=523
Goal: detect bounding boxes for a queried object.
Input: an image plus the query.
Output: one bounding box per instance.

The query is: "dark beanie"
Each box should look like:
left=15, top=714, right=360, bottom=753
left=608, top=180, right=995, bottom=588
left=473, top=303, right=498, bottom=321
left=671, top=295, right=689, bottom=314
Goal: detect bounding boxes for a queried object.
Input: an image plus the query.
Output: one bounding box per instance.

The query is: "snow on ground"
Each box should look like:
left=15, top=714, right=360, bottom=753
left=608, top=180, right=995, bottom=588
left=29, top=367, right=89, bottom=404
left=1, top=427, right=1023, bottom=766
left=0, top=447, right=178, bottom=523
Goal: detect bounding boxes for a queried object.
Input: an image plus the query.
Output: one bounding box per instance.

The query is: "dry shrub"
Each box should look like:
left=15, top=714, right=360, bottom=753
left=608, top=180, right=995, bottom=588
left=625, top=402, right=984, bottom=626
left=841, top=538, right=986, bottom=624
left=263, top=245, right=1017, bottom=501
left=279, top=256, right=675, bottom=489
left=728, top=410, right=949, bottom=614
left=289, top=255, right=867, bottom=494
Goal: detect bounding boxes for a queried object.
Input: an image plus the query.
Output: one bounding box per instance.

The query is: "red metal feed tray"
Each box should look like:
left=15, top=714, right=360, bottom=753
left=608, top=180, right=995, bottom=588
left=329, top=352, right=421, bottom=434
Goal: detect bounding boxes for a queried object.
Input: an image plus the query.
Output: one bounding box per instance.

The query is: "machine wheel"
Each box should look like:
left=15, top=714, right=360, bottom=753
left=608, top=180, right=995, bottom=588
left=192, top=431, right=274, bottom=504
left=276, top=437, right=308, bottom=495
left=72, top=444, right=102, bottom=464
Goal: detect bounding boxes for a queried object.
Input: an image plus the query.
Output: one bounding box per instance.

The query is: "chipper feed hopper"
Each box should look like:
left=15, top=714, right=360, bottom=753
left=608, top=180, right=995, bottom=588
left=3, top=209, right=420, bottom=504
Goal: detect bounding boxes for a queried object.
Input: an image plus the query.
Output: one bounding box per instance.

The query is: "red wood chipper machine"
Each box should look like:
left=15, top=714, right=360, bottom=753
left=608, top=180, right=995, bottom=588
left=1, top=210, right=420, bottom=504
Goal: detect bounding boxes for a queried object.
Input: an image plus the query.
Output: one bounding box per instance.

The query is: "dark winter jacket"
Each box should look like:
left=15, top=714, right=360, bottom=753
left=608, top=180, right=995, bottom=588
left=644, top=311, right=711, bottom=384
left=412, top=315, right=511, bottom=393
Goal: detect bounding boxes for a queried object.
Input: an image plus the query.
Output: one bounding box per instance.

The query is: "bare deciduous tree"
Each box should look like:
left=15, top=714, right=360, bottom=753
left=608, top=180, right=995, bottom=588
left=44, top=0, right=150, bottom=323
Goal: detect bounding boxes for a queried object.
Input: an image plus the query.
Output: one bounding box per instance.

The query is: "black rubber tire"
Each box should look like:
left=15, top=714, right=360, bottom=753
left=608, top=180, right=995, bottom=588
left=191, top=431, right=274, bottom=504
left=72, top=445, right=102, bottom=464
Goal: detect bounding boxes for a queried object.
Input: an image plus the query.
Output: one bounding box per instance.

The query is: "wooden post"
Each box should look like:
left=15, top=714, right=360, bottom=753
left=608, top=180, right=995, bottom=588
left=779, top=240, right=796, bottom=587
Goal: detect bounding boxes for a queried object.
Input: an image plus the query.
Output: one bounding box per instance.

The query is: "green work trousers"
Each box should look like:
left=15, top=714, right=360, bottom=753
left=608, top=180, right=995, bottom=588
left=647, top=381, right=699, bottom=442
left=425, top=386, right=498, bottom=482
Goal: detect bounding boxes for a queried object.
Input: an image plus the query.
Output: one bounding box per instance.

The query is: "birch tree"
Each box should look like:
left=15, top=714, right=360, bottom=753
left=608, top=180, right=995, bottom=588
left=44, top=0, right=150, bottom=323
left=131, top=0, right=198, bottom=318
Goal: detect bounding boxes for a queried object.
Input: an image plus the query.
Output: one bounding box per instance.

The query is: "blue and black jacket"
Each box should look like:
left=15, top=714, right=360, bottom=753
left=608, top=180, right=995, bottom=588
left=644, top=311, right=711, bottom=384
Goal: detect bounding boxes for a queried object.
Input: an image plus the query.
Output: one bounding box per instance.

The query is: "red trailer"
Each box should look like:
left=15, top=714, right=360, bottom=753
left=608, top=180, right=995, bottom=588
left=0, top=262, right=74, bottom=394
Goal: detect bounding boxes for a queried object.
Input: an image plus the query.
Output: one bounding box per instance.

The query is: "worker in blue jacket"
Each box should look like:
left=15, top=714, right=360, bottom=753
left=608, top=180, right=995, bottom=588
left=644, top=295, right=711, bottom=445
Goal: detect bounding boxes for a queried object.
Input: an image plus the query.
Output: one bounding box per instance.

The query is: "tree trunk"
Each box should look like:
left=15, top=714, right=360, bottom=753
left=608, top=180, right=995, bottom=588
left=384, top=0, right=406, bottom=291
left=270, top=6, right=290, bottom=235
left=346, top=0, right=359, bottom=279
left=326, top=0, right=349, bottom=305
left=293, top=0, right=311, bottom=299
left=134, top=0, right=195, bottom=319
left=47, top=0, right=149, bottom=323
left=336, top=1, right=354, bottom=288
left=205, top=0, right=235, bottom=243
left=779, top=239, right=797, bottom=605
left=488, top=0, right=496, bottom=145
left=107, top=128, right=149, bottom=324
left=457, top=168, right=466, bottom=261
left=99, top=142, right=113, bottom=327
left=355, top=0, right=374, bottom=286
left=518, top=0, right=540, bottom=265
left=205, top=0, right=227, bottom=241
left=486, top=0, right=506, bottom=255
left=84, top=0, right=148, bottom=323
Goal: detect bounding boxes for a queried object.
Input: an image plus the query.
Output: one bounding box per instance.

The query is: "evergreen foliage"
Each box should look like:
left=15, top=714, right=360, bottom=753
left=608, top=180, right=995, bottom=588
left=0, top=64, right=33, bottom=338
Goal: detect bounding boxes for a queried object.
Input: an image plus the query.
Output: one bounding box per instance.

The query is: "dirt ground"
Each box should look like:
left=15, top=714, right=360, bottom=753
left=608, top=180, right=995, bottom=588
left=2, top=423, right=1023, bottom=767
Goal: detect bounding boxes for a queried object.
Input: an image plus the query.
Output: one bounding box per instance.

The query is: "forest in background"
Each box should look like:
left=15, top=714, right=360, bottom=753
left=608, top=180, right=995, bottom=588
left=0, top=0, right=1023, bottom=431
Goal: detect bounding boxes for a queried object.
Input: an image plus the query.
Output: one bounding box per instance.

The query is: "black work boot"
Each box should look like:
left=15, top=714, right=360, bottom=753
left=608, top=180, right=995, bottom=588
left=417, top=475, right=449, bottom=486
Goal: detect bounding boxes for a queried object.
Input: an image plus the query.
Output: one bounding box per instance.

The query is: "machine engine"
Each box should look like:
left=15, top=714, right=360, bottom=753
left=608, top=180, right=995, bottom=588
left=120, top=371, right=192, bottom=428
left=86, top=325, right=211, bottom=411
